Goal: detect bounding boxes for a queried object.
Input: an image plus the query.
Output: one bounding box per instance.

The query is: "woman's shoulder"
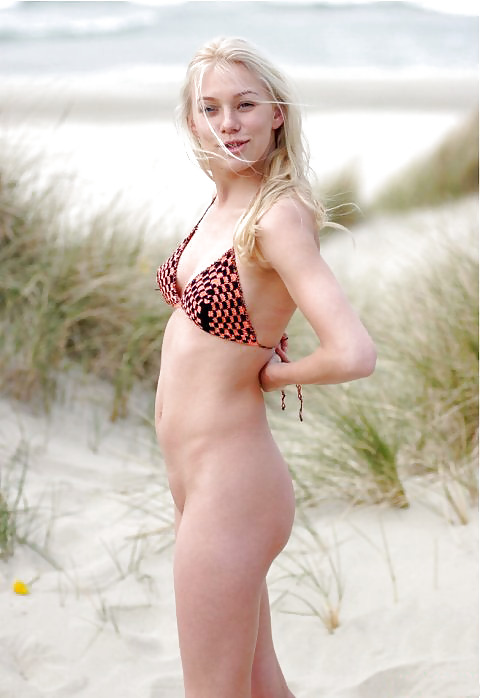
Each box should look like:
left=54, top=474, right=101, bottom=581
left=258, top=194, right=318, bottom=242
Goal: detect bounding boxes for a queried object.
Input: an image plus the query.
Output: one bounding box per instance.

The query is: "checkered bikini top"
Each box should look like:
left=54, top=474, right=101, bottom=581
left=156, top=200, right=304, bottom=419
left=156, top=201, right=276, bottom=349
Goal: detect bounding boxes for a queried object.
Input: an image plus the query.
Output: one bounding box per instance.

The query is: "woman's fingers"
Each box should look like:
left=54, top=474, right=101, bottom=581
left=275, top=346, right=289, bottom=363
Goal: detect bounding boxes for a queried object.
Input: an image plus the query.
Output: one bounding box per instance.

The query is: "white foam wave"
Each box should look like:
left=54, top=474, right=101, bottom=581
left=0, top=3, right=159, bottom=40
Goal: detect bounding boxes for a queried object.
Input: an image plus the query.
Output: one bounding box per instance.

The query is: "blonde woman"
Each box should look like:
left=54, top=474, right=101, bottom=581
left=155, top=37, right=376, bottom=698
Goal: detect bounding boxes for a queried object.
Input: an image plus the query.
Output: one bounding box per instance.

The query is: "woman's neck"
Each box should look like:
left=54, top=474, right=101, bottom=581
left=212, top=174, right=263, bottom=210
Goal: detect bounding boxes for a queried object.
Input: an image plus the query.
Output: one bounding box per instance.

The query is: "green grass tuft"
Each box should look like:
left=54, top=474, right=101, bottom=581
left=0, top=438, right=29, bottom=560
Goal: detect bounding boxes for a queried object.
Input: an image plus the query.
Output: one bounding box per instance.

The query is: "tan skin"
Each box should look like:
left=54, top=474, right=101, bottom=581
left=155, top=62, right=376, bottom=698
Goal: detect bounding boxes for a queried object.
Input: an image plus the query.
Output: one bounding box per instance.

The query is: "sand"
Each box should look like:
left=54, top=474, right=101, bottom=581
left=0, top=71, right=478, bottom=696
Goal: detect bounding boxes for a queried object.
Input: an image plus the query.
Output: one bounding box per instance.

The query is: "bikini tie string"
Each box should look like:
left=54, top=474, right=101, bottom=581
left=278, top=334, right=303, bottom=421
left=280, top=385, right=303, bottom=422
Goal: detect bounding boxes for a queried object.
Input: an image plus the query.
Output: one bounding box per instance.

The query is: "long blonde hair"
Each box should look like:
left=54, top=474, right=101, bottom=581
left=177, top=36, right=325, bottom=264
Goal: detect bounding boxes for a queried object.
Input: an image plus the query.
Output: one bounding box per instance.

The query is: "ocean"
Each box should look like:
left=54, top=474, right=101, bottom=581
left=0, top=1, right=477, bottom=230
left=1, top=0, right=478, bottom=78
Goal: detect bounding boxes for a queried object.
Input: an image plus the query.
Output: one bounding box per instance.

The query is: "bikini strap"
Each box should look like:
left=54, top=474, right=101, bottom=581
left=193, top=196, right=216, bottom=232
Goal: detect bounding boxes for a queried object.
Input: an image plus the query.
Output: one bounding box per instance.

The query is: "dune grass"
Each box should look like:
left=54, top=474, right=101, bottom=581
left=278, top=513, right=344, bottom=634
left=0, top=165, right=172, bottom=419
left=276, top=217, right=478, bottom=511
left=389, top=246, right=478, bottom=464
left=314, top=110, right=479, bottom=230
left=371, top=109, right=479, bottom=213
left=0, top=473, right=26, bottom=562
left=0, top=434, right=58, bottom=565
left=0, top=434, right=29, bottom=560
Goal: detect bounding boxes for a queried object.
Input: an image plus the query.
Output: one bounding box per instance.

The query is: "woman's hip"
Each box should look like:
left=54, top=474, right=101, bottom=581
left=166, top=429, right=295, bottom=536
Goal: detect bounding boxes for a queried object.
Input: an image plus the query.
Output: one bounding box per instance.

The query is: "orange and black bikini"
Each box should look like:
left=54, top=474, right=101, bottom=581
left=156, top=201, right=303, bottom=420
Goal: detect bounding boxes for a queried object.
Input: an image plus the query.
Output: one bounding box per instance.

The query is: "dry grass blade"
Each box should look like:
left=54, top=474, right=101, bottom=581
left=278, top=514, right=345, bottom=634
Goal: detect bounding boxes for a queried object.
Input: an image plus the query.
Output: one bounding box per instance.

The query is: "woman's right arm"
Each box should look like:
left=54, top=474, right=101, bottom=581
left=257, top=198, right=377, bottom=392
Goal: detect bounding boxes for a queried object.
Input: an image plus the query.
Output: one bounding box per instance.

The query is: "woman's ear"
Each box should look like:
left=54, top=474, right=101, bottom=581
left=189, top=116, right=198, bottom=138
left=272, top=106, right=284, bottom=130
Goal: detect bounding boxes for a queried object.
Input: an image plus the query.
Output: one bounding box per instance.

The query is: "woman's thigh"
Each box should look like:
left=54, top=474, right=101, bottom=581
left=173, top=452, right=294, bottom=698
left=173, top=499, right=265, bottom=698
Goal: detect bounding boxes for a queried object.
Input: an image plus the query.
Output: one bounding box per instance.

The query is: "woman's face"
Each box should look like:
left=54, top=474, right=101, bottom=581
left=189, top=62, right=284, bottom=178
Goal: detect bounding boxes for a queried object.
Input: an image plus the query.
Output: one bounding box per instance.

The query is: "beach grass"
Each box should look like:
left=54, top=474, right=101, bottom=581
left=370, top=109, right=479, bottom=213
left=0, top=489, right=18, bottom=561
left=279, top=513, right=345, bottom=633
left=278, top=216, right=478, bottom=510
left=312, top=110, right=479, bottom=231
left=0, top=163, right=172, bottom=419
left=390, top=246, right=478, bottom=465
left=0, top=435, right=58, bottom=566
left=0, top=437, right=29, bottom=561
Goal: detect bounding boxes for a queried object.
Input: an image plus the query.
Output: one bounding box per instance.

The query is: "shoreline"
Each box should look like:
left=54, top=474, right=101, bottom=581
left=0, top=70, right=477, bottom=122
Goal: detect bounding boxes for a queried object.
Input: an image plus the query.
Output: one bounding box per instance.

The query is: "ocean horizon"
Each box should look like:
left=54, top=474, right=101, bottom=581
left=1, top=0, right=478, bottom=78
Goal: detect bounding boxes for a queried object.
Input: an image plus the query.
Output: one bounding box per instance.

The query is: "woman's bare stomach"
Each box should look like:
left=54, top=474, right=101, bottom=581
left=155, top=310, right=289, bottom=510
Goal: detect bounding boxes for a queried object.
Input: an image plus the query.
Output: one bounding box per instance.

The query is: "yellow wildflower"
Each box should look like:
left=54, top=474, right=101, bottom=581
left=13, top=579, right=29, bottom=595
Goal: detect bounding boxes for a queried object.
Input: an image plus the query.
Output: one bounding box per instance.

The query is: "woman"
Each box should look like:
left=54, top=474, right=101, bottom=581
left=155, top=37, right=376, bottom=698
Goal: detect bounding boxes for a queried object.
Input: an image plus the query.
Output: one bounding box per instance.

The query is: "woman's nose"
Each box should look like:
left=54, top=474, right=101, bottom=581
left=221, top=108, right=240, bottom=132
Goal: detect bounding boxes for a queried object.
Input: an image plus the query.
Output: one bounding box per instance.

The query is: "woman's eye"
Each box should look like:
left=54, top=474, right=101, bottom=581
left=202, top=105, right=217, bottom=114
left=239, top=102, right=255, bottom=110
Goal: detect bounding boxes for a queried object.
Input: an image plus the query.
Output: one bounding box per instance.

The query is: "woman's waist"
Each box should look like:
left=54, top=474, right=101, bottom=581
left=158, top=387, right=268, bottom=454
left=160, top=373, right=266, bottom=421
left=157, top=310, right=273, bottom=440
left=160, top=355, right=266, bottom=397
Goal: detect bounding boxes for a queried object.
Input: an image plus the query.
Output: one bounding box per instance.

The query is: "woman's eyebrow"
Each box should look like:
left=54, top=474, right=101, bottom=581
left=200, top=90, right=260, bottom=101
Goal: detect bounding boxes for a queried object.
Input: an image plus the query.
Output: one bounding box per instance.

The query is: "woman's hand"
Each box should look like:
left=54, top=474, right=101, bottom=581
left=259, top=338, right=290, bottom=393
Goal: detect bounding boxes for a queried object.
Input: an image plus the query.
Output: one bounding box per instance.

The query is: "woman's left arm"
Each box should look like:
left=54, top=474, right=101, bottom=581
left=258, top=198, right=377, bottom=392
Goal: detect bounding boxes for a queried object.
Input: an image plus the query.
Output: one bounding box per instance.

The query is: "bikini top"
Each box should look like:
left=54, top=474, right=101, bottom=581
left=156, top=200, right=303, bottom=419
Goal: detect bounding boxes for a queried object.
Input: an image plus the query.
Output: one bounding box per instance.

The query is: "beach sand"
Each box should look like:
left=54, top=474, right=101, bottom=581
left=0, top=72, right=478, bottom=697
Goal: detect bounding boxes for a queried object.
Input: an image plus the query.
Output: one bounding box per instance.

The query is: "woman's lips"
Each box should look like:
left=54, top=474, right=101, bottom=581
left=223, top=140, right=249, bottom=154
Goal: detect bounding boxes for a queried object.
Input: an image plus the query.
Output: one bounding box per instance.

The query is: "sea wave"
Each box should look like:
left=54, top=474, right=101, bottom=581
left=0, top=1, right=158, bottom=41
left=0, top=0, right=477, bottom=44
left=0, top=0, right=477, bottom=76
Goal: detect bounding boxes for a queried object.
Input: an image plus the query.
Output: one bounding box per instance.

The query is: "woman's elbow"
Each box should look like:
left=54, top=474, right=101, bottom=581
left=359, top=341, right=377, bottom=377
left=345, top=338, right=377, bottom=380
